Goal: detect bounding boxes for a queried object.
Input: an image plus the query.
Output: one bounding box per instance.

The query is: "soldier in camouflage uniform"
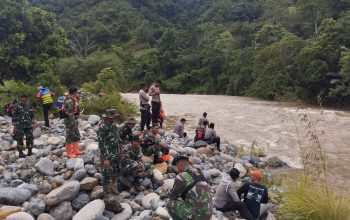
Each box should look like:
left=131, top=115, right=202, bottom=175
left=141, top=124, right=166, bottom=164
left=118, top=134, right=146, bottom=193
left=118, top=117, right=137, bottom=144
left=12, top=95, right=36, bottom=158
left=64, top=87, right=81, bottom=158
left=166, top=155, right=213, bottom=220
left=97, top=109, right=122, bottom=195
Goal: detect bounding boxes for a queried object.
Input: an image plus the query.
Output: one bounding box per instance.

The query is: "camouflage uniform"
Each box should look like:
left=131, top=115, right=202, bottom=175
left=97, top=119, right=122, bottom=192
left=118, top=124, right=133, bottom=144
left=64, top=98, right=80, bottom=144
left=141, top=131, right=163, bottom=163
left=166, top=167, right=213, bottom=220
left=12, top=103, right=35, bottom=152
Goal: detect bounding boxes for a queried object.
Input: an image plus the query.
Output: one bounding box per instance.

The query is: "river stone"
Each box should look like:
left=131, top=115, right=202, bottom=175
left=73, top=199, right=105, bottom=220
left=49, top=202, right=73, bottom=220
left=139, top=210, right=152, bottom=219
left=184, top=147, right=197, bottom=155
left=37, top=213, right=54, bottom=220
left=70, top=169, right=87, bottom=181
left=0, top=188, right=31, bottom=205
left=34, top=140, right=45, bottom=147
left=72, top=193, right=91, bottom=210
left=28, top=198, right=45, bottom=216
left=5, top=212, right=34, bottom=220
left=19, top=183, right=38, bottom=195
left=156, top=207, right=171, bottom=220
left=104, top=194, right=123, bottom=213
left=86, top=143, right=98, bottom=151
left=80, top=177, right=98, bottom=190
left=267, top=156, right=284, bottom=168
left=3, top=172, right=12, bottom=183
left=234, top=163, right=247, bottom=177
left=0, top=206, right=22, bottom=219
left=10, top=179, right=24, bottom=188
left=112, top=203, right=132, bottom=220
left=154, top=162, right=167, bottom=174
left=194, top=140, right=208, bottom=149
left=249, top=156, right=261, bottom=166
left=85, top=164, right=97, bottom=175
left=130, top=201, right=141, bottom=212
left=197, top=146, right=215, bottom=156
left=153, top=169, right=163, bottom=182
left=35, top=158, right=54, bottom=176
left=88, top=115, right=100, bottom=126
left=150, top=198, right=165, bottom=210
left=45, top=181, right=80, bottom=206
left=90, top=186, right=104, bottom=200
left=142, top=193, right=160, bottom=209
left=47, top=137, right=60, bottom=146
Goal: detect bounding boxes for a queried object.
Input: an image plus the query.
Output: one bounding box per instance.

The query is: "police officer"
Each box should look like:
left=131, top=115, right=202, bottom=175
left=97, top=109, right=122, bottom=196
left=166, top=155, right=213, bottom=220
left=12, top=95, right=36, bottom=158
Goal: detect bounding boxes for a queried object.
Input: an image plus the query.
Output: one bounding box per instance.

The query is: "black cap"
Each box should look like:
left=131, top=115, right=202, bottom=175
left=131, top=135, right=140, bottom=142
left=172, top=155, right=189, bottom=166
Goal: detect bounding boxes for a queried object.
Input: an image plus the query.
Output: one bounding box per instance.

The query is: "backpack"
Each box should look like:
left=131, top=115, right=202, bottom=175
left=196, top=127, right=205, bottom=140
left=159, top=107, right=166, bottom=120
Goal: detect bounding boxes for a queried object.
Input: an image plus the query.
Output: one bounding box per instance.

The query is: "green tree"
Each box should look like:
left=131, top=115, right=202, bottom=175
left=0, top=0, right=67, bottom=82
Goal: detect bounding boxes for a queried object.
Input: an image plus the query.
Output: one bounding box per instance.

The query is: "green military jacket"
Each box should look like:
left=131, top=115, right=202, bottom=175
left=12, top=103, right=34, bottom=128
left=97, top=120, right=122, bottom=162
left=120, top=143, right=143, bottom=176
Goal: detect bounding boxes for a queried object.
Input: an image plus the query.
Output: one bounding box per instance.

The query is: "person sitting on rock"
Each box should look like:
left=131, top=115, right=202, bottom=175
left=214, top=168, right=254, bottom=220
left=141, top=124, right=167, bottom=164
left=173, top=118, right=187, bottom=138
left=203, top=123, right=221, bottom=151
left=198, top=112, right=209, bottom=126
left=12, top=95, right=36, bottom=158
left=166, top=155, right=213, bottom=220
left=118, top=134, right=146, bottom=193
left=97, top=109, right=122, bottom=199
left=195, top=120, right=208, bottom=141
left=237, top=169, right=270, bottom=220
left=64, top=87, right=82, bottom=158
left=119, top=117, right=137, bottom=144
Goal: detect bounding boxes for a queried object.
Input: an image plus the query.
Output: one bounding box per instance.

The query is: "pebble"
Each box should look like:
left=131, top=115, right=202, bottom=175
left=45, top=181, right=80, bottom=206
left=80, top=177, right=98, bottom=190
left=28, top=198, right=46, bottom=216
left=37, top=213, right=55, bottom=220
left=142, top=193, right=160, bottom=209
left=155, top=207, right=171, bottom=220
left=112, top=203, right=132, bottom=220
left=49, top=201, right=73, bottom=220
left=0, top=188, right=32, bottom=205
left=35, top=158, right=55, bottom=176
left=72, top=193, right=91, bottom=210
left=73, top=199, right=105, bottom=220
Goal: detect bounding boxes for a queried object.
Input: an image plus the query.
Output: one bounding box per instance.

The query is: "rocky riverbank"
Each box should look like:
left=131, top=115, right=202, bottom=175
left=0, top=116, right=285, bottom=220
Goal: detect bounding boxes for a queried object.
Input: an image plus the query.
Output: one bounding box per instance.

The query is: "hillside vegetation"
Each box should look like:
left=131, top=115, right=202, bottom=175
left=2, top=0, right=350, bottom=106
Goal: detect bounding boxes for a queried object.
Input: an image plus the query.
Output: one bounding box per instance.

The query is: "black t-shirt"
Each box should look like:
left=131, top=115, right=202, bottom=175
left=237, top=182, right=268, bottom=218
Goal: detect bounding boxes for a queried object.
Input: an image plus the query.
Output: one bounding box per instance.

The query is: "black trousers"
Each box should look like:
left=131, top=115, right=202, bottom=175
left=217, top=201, right=254, bottom=220
left=140, top=109, right=151, bottom=131
left=204, top=137, right=221, bottom=150
left=42, top=104, right=52, bottom=127
left=151, top=101, right=160, bottom=126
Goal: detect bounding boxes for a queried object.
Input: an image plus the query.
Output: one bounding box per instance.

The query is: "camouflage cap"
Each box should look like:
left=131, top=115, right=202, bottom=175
left=172, top=155, right=189, bottom=166
left=125, top=117, right=137, bottom=124
left=102, top=109, right=119, bottom=118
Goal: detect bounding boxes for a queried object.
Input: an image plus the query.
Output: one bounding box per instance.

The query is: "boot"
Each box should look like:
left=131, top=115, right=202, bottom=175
left=72, top=142, right=82, bottom=155
left=27, top=147, right=33, bottom=156
left=18, top=149, right=26, bottom=158
left=65, top=144, right=77, bottom=158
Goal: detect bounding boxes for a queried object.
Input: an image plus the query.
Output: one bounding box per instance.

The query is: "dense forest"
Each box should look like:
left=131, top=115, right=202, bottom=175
left=2, top=0, right=350, bottom=106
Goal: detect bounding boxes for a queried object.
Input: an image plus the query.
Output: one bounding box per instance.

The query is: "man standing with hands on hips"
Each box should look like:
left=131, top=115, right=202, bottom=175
left=149, top=79, right=161, bottom=126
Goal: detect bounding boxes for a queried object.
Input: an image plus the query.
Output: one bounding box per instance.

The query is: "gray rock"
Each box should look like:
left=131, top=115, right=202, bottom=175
left=267, top=156, right=284, bottom=168
left=72, top=193, right=91, bottom=210
left=73, top=199, right=105, bottom=220
left=70, top=169, right=87, bottom=181
left=141, top=178, right=152, bottom=189
left=112, top=203, right=132, bottom=220
left=3, top=172, right=13, bottom=183
left=29, top=198, right=46, bottom=216
left=82, top=151, right=94, bottom=164
left=17, top=169, right=33, bottom=181
left=35, top=158, right=54, bottom=176
left=33, top=127, right=42, bottom=138
left=103, top=210, right=115, bottom=219
left=249, top=156, right=261, bottom=166
left=139, top=210, right=152, bottom=219
left=17, top=183, right=39, bottom=196
left=49, top=201, right=73, bottom=220
left=88, top=115, right=101, bottom=126
left=79, top=177, right=98, bottom=190
left=10, top=179, right=24, bottom=188
left=184, top=147, right=197, bottom=155
left=150, top=198, right=165, bottom=210
left=130, top=201, right=141, bottom=212
left=194, top=140, right=208, bottom=149
left=155, top=207, right=171, bottom=220
left=5, top=212, right=35, bottom=220
left=241, top=155, right=251, bottom=161
left=85, top=164, right=97, bottom=175
left=0, top=188, right=31, bottom=205
left=45, top=181, right=80, bottom=206
left=37, top=213, right=55, bottom=220
left=21, top=156, right=37, bottom=169
left=38, top=182, right=51, bottom=194
left=95, top=215, right=109, bottom=220
left=142, top=193, right=160, bottom=209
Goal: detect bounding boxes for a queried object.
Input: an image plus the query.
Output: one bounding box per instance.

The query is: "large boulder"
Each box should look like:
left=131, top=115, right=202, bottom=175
left=112, top=203, right=132, bottom=220
left=49, top=202, right=73, bottom=220
left=0, top=188, right=31, bottom=205
left=35, top=158, right=55, bottom=176
left=5, top=212, right=34, bottom=220
left=73, top=199, right=105, bottom=220
left=45, top=181, right=80, bottom=206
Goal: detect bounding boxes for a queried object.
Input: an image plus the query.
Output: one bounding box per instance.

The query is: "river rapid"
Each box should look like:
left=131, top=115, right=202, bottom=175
left=123, top=93, right=350, bottom=186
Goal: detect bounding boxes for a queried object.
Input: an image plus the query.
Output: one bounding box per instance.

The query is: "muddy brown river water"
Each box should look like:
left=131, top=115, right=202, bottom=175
left=123, top=93, right=350, bottom=186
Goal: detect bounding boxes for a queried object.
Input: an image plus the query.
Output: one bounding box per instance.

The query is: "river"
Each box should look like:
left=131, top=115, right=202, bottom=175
left=123, top=93, right=350, bottom=186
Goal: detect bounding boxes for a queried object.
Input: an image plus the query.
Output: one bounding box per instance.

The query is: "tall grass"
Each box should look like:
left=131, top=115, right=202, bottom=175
left=278, top=96, right=350, bottom=220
